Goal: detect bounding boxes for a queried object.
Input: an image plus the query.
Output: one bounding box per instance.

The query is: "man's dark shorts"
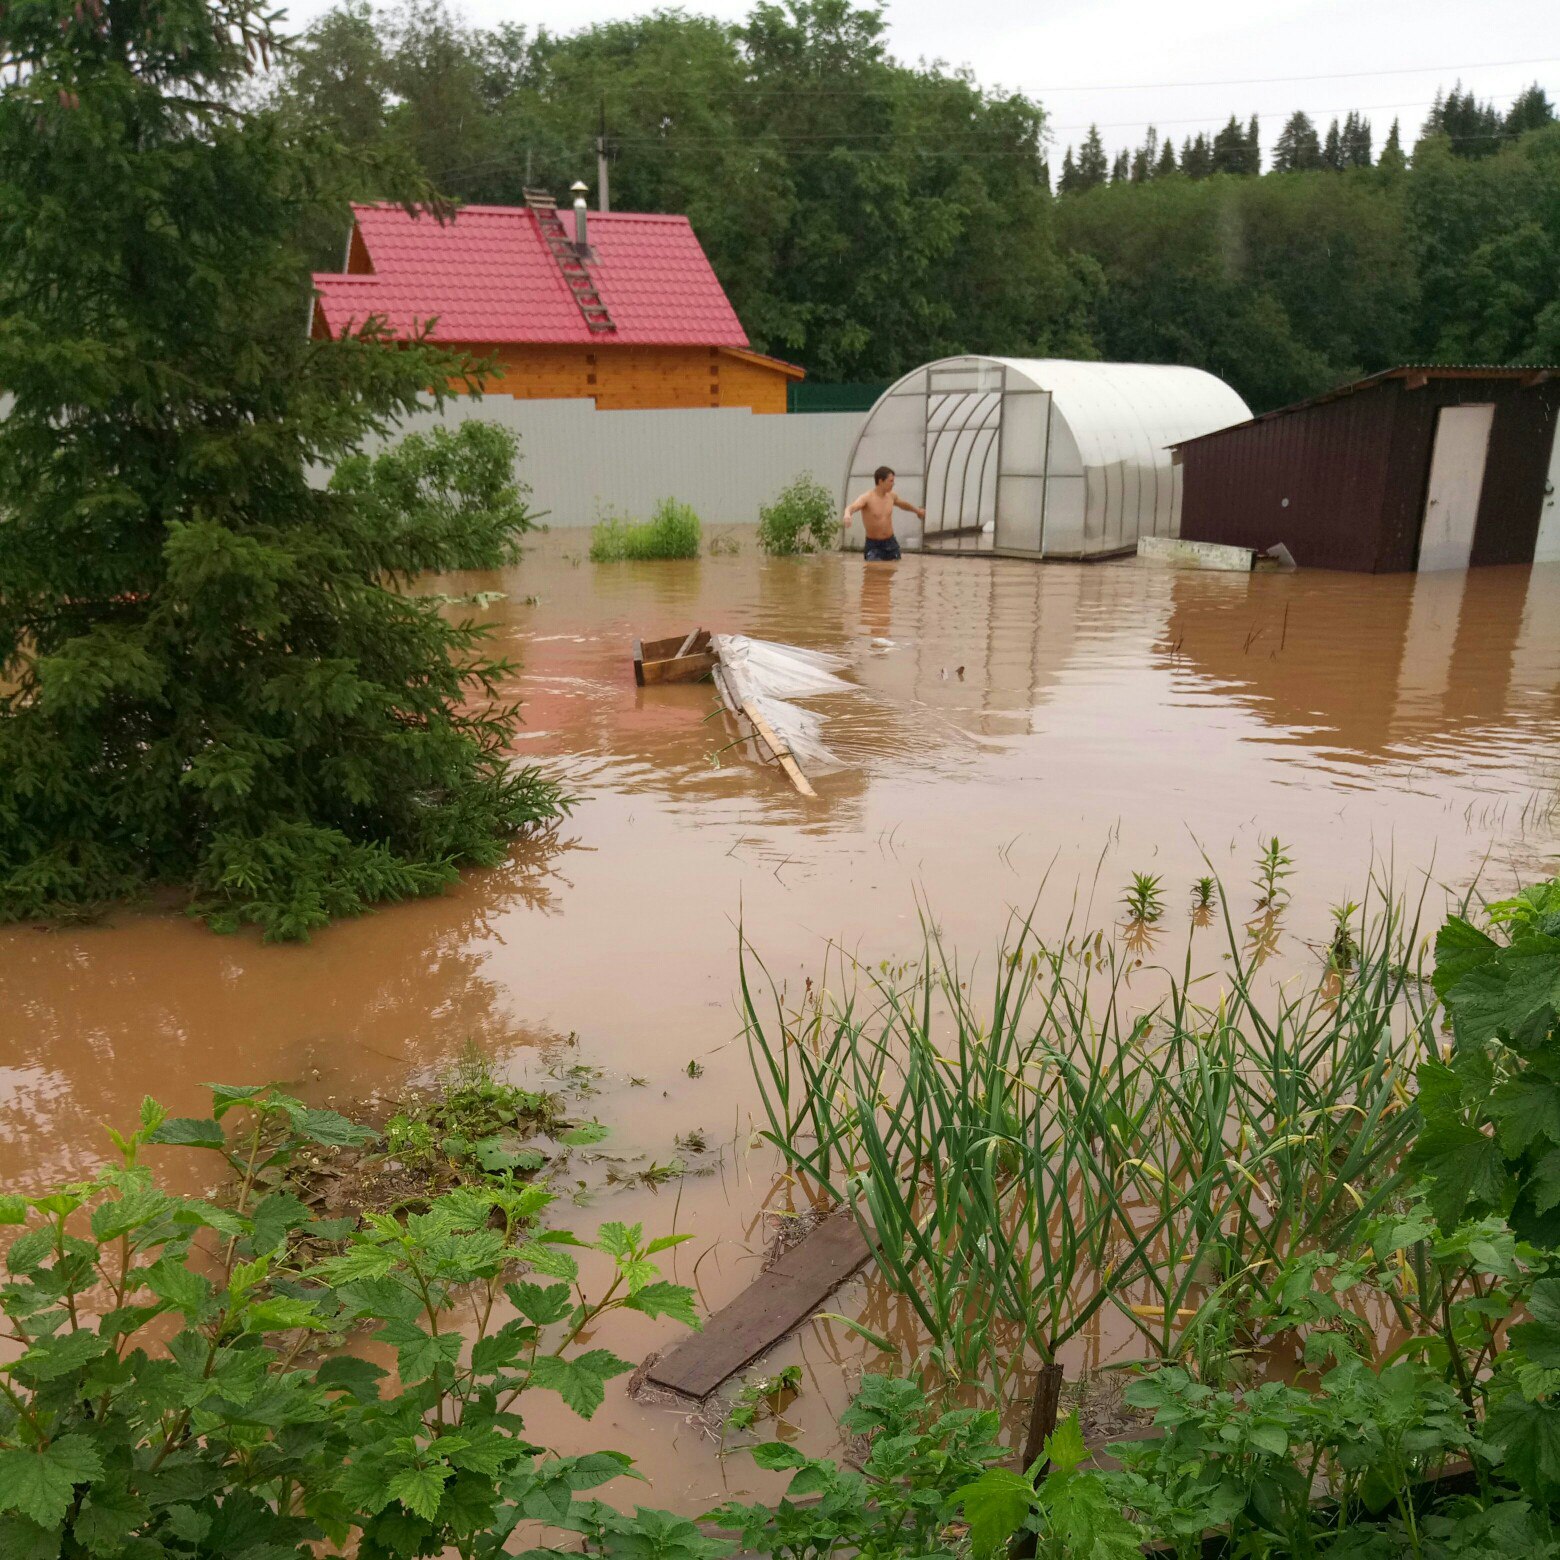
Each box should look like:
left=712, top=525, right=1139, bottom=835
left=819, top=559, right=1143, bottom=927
left=864, top=536, right=902, bottom=562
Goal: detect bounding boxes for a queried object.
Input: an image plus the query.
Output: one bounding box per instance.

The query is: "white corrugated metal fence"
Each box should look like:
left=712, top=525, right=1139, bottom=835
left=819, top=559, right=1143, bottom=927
left=386, top=397, right=865, bottom=527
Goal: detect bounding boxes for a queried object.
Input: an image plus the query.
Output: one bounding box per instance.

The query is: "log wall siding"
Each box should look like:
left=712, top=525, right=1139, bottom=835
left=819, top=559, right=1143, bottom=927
left=469, top=344, right=790, bottom=414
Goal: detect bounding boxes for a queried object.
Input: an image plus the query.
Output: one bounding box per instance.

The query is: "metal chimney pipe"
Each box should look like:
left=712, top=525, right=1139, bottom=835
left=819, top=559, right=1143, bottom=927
left=596, top=100, right=611, bottom=213
left=570, top=180, right=589, bottom=252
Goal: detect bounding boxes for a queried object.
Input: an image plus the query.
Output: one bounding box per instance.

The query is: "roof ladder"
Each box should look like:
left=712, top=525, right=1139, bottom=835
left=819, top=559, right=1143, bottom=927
left=524, top=188, right=617, bottom=335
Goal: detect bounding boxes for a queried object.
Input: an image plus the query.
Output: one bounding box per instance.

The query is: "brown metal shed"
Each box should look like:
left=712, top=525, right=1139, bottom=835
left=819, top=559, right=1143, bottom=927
left=1172, top=366, right=1560, bottom=572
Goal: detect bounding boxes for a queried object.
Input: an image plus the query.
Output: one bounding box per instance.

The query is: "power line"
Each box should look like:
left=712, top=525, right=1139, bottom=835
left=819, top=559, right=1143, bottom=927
left=1019, top=55, right=1560, bottom=95
left=599, top=95, right=1497, bottom=146
left=570, top=55, right=1560, bottom=102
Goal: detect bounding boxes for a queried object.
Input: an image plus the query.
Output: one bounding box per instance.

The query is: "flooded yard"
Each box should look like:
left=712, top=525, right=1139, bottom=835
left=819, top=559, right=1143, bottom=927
left=2, top=532, right=1557, bottom=1510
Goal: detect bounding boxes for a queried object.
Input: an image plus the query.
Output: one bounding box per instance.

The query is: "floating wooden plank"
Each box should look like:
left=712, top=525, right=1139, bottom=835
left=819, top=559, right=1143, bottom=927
left=739, top=698, right=816, bottom=798
left=645, top=1210, right=872, bottom=1400
left=710, top=667, right=815, bottom=796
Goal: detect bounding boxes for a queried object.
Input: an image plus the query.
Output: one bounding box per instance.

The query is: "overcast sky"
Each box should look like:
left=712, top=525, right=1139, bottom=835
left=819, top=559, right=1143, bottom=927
left=283, top=0, right=1559, bottom=164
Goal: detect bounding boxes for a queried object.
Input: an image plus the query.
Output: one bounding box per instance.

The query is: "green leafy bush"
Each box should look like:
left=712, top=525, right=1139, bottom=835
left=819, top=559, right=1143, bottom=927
left=710, top=1374, right=1014, bottom=1557
left=0, top=0, right=564, bottom=940
left=0, top=1085, right=712, bottom=1559
left=589, top=500, right=702, bottom=561
left=1408, top=877, right=1560, bottom=1500
left=757, top=474, right=838, bottom=555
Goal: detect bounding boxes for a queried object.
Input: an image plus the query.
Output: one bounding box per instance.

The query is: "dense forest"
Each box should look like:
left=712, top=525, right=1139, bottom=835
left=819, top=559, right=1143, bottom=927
left=267, top=0, right=1560, bottom=412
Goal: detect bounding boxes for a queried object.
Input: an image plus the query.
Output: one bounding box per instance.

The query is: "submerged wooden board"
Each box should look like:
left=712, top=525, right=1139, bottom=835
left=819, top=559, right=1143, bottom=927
left=645, top=1210, right=872, bottom=1400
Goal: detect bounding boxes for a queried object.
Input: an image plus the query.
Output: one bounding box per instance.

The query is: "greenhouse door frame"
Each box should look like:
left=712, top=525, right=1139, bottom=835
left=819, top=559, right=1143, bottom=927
left=917, top=363, right=1056, bottom=558
left=921, top=362, right=1005, bottom=553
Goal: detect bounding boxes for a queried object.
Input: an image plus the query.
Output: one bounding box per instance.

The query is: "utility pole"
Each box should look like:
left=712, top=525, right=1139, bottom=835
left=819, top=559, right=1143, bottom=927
left=596, top=95, right=610, bottom=212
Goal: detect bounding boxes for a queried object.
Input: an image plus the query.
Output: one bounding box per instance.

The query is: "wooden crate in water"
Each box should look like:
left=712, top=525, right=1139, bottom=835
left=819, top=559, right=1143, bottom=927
left=632, top=627, right=717, bottom=686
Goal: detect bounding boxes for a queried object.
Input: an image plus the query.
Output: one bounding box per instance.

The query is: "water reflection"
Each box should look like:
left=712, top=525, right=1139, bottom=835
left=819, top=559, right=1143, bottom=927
left=1162, top=563, right=1560, bottom=769
left=0, top=836, right=578, bottom=1189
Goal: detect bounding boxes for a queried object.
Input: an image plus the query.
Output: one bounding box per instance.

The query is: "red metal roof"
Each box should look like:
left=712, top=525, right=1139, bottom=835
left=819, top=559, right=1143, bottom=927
left=312, top=203, right=750, bottom=349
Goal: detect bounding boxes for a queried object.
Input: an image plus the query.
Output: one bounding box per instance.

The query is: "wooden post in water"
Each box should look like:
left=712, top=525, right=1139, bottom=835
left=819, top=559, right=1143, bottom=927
left=1011, top=1362, right=1064, bottom=1559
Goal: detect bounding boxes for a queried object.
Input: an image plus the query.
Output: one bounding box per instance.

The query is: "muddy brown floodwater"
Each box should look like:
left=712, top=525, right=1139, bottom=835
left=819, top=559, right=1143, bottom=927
left=2, top=533, right=1557, bottom=1514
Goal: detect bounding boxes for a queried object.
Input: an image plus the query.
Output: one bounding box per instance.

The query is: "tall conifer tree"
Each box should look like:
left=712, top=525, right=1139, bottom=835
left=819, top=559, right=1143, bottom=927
left=1181, top=133, right=1213, bottom=179
left=1422, top=82, right=1504, bottom=157
left=1322, top=119, right=1344, bottom=170
left=0, top=0, right=564, bottom=936
left=1378, top=117, right=1407, bottom=173
left=1506, top=83, right=1556, bottom=137
left=1341, top=111, right=1373, bottom=167
left=1273, top=111, right=1322, bottom=171
left=1076, top=124, right=1109, bottom=189
left=1211, top=115, right=1253, bottom=175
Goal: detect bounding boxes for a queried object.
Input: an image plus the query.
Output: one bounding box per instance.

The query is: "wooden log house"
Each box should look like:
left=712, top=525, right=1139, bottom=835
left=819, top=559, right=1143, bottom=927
left=309, top=192, right=803, bottom=413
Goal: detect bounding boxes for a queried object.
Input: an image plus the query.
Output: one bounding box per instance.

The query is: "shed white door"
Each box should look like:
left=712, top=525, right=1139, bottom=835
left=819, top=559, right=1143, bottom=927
left=1534, top=416, right=1560, bottom=564
left=1418, top=404, right=1493, bottom=571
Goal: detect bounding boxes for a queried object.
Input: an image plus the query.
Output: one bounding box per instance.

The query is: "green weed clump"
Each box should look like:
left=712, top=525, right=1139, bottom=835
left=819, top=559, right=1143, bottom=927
left=589, top=498, right=702, bottom=561
left=382, top=1045, right=561, bottom=1180
left=757, top=473, right=838, bottom=555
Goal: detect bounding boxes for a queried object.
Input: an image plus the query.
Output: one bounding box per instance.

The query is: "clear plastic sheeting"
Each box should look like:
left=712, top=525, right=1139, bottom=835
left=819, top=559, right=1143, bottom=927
left=712, top=635, right=854, bottom=768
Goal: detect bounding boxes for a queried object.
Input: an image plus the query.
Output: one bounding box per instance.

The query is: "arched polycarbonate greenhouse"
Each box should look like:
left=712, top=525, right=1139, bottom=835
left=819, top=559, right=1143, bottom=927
left=842, top=357, right=1252, bottom=559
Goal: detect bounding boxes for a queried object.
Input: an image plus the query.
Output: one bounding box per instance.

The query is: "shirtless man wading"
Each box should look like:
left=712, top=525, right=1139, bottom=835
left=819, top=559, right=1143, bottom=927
left=841, top=466, right=924, bottom=562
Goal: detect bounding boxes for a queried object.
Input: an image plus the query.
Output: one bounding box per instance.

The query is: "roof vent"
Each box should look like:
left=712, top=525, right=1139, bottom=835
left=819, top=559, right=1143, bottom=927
left=570, top=180, right=589, bottom=254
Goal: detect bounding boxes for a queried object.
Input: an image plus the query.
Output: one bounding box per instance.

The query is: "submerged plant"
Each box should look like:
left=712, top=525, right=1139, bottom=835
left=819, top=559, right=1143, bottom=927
left=726, top=1364, right=804, bottom=1432
left=379, top=1045, right=560, bottom=1182
left=1328, top=899, right=1362, bottom=972
left=1122, top=872, right=1165, bottom=925
left=1191, top=875, right=1218, bottom=918
left=1253, top=836, right=1295, bottom=911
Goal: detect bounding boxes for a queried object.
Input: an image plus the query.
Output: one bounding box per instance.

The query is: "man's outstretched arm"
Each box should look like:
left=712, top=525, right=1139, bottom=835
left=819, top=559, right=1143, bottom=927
left=894, top=493, right=927, bottom=520
left=840, top=492, right=869, bottom=525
